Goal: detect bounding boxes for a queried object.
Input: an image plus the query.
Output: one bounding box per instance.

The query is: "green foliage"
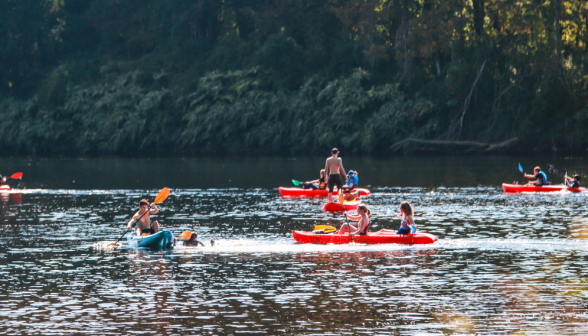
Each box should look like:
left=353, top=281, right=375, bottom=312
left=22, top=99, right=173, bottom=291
left=1, top=0, right=588, bottom=154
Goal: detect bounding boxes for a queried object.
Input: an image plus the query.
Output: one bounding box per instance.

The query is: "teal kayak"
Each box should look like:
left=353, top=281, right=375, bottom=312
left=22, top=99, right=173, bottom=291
left=127, top=230, right=175, bottom=249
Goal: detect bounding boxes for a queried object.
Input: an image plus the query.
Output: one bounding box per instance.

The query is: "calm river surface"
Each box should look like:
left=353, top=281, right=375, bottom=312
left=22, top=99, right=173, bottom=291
left=1, top=155, right=588, bottom=335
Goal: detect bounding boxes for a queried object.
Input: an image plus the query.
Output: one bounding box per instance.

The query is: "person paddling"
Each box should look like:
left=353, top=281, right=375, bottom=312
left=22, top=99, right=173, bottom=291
left=325, top=148, right=347, bottom=203
left=339, top=204, right=371, bottom=235
left=341, top=170, right=360, bottom=201
left=127, top=199, right=161, bottom=236
left=523, top=166, right=548, bottom=186
left=0, top=175, right=6, bottom=186
left=303, top=169, right=326, bottom=190
left=565, top=174, right=581, bottom=188
left=394, top=201, right=416, bottom=235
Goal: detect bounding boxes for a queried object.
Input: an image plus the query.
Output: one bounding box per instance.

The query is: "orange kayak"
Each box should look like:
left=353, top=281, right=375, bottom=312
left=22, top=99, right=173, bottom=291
left=502, top=183, right=586, bottom=193
left=292, top=229, right=438, bottom=244
left=279, top=187, right=370, bottom=197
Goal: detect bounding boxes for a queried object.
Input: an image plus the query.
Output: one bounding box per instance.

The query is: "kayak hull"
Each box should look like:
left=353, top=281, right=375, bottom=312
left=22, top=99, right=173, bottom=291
left=127, top=230, right=175, bottom=249
left=0, top=185, right=10, bottom=191
left=322, top=201, right=361, bottom=212
left=292, top=229, right=437, bottom=245
left=502, top=183, right=586, bottom=193
left=279, top=187, right=370, bottom=197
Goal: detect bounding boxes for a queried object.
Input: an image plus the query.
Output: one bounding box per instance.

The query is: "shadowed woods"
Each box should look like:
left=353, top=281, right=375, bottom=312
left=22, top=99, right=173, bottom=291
left=1, top=0, right=588, bottom=154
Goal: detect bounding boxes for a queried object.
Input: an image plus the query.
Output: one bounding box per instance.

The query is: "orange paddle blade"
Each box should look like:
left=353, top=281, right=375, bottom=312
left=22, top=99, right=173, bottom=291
left=154, top=187, right=170, bottom=204
left=11, top=172, right=23, bottom=179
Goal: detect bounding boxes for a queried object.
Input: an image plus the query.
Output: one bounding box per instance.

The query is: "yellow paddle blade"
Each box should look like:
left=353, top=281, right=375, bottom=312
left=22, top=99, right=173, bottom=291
left=338, top=190, right=344, bottom=204
left=154, top=187, right=170, bottom=204
left=314, top=225, right=336, bottom=231
left=179, top=231, right=194, bottom=241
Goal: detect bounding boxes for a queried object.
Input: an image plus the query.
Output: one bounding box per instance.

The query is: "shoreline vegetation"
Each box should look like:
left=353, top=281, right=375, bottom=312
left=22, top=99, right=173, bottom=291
left=2, top=0, right=588, bottom=155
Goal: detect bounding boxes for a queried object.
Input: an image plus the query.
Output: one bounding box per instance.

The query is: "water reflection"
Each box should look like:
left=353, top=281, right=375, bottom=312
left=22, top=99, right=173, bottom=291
left=0, top=186, right=587, bottom=334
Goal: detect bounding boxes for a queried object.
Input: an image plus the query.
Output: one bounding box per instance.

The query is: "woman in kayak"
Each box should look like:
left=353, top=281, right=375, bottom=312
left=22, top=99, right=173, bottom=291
left=303, top=169, right=326, bottom=190
left=339, top=204, right=371, bottom=235
left=395, top=201, right=416, bottom=235
left=523, top=166, right=548, bottom=186
left=565, top=174, right=582, bottom=188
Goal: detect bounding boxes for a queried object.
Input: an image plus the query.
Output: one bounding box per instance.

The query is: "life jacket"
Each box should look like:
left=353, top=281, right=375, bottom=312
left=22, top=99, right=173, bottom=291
left=357, top=221, right=370, bottom=235
left=538, top=171, right=548, bottom=185
left=347, top=175, right=358, bottom=189
left=318, top=177, right=326, bottom=190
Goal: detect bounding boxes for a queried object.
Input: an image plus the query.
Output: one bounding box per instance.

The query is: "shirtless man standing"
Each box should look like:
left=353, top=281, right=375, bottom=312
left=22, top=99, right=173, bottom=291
left=127, top=199, right=161, bottom=236
left=325, top=148, right=348, bottom=203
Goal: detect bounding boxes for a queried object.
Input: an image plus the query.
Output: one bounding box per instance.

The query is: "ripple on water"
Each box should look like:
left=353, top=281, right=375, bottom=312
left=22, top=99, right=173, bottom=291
left=0, top=188, right=588, bottom=334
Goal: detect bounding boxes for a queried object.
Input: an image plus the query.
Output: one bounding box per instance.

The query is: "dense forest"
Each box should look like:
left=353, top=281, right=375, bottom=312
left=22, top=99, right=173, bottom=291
left=1, top=0, right=588, bottom=154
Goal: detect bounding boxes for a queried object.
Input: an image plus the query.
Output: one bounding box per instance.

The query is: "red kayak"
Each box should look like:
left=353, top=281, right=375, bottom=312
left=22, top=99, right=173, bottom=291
left=292, top=229, right=438, bottom=245
left=322, top=200, right=361, bottom=212
left=279, top=187, right=371, bottom=197
left=502, top=183, right=586, bottom=193
left=0, top=185, right=10, bottom=191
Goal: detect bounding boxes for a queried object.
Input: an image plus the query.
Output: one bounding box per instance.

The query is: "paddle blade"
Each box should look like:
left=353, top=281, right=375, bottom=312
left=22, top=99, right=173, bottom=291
left=179, top=231, right=194, bottom=241
left=11, top=172, right=23, bottom=179
left=314, top=225, right=336, bottom=231
left=292, top=180, right=303, bottom=186
left=518, top=163, right=523, bottom=173
left=154, top=187, right=170, bottom=204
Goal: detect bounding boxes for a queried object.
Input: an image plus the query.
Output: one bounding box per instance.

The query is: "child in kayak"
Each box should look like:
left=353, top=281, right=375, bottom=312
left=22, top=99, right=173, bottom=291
left=523, top=166, right=548, bottom=186
left=565, top=174, right=582, bottom=188
left=339, top=204, right=372, bottom=235
left=395, top=201, right=416, bottom=235
left=303, top=169, right=326, bottom=190
left=341, top=170, right=360, bottom=201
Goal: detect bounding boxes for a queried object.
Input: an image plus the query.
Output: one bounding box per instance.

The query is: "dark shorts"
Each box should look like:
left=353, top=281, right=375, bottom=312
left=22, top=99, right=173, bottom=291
left=303, top=183, right=319, bottom=190
left=140, top=228, right=155, bottom=235
left=397, top=227, right=410, bottom=235
left=328, top=174, right=343, bottom=193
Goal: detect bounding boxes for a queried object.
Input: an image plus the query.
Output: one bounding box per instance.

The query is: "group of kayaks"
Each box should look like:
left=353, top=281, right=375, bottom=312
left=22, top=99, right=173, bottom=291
left=280, top=186, right=439, bottom=245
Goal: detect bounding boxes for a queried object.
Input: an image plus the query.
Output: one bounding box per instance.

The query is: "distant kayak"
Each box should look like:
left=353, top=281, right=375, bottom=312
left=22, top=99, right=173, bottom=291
left=292, top=229, right=437, bottom=245
left=322, top=200, right=361, bottom=212
left=0, top=185, right=10, bottom=191
left=502, top=183, right=587, bottom=193
left=127, top=230, right=175, bottom=249
left=279, top=187, right=371, bottom=197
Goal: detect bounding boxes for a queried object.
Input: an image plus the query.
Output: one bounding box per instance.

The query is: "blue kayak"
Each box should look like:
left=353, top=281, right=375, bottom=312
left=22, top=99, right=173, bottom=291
left=127, top=230, right=175, bottom=249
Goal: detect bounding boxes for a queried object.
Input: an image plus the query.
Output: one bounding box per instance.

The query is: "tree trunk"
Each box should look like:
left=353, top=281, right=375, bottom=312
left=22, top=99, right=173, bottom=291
left=554, top=0, right=568, bottom=91
left=473, top=0, right=485, bottom=37
left=362, top=0, right=376, bottom=68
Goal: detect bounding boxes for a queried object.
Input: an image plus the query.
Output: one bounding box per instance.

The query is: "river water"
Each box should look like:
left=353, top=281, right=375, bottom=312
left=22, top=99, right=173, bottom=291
left=1, top=155, right=588, bottom=335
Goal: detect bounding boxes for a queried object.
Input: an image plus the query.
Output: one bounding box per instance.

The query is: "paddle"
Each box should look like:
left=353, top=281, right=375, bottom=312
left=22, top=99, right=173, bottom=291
left=108, top=187, right=170, bottom=246
left=10, top=172, right=23, bottom=180
left=343, top=212, right=355, bottom=243
left=313, top=224, right=336, bottom=233
left=518, top=163, right=524, bottom=173
left=292, top=180, right=304, bottom=186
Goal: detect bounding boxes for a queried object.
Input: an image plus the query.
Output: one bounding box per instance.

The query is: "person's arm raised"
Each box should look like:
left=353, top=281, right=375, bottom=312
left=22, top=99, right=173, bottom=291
left=150, top=203, right=160, bottom=214
left=344, top=212, right=361, bottom=221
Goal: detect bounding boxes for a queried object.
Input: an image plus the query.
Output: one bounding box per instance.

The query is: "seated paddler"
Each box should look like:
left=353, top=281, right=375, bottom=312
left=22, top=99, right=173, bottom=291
left=565, top=174, right=581, bottom=188
left=523, top=166, right=548, bottom=186
left=127, top=199, right=160, bottom=236
left=339, top=204, right=371, bottom=235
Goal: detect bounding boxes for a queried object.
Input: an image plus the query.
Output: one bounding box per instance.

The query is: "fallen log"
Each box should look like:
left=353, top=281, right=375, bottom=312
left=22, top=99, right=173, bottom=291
left=389, top=137, right=518, bottom=152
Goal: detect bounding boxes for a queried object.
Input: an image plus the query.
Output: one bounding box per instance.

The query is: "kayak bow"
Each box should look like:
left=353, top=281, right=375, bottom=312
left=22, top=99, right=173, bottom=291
left=322, top=200, right=361, bottom=212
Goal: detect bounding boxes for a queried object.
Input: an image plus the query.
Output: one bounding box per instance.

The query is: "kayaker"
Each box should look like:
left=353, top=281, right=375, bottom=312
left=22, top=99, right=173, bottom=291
left=394, top=201, right=416, bottom=235
left=127, top=199, right=161, bottom=236
left=339, top=204, right=372, bottom=235
left=565, top=174, right=582, bottom=188
left=180, top=231, right=205, bottom=246
left=0, top=175, right=5, bottom=186
left=303, top=169, right=326, bottom=190
left=523, top=166, right=548, bottom=186
left=341, top=170, right=360, bottom=201
left=325, top=148, right=348, bottom=203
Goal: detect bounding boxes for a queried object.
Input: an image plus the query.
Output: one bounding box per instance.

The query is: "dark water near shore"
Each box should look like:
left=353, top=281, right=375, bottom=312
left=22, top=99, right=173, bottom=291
left=2, top=156, right=588, bottom=335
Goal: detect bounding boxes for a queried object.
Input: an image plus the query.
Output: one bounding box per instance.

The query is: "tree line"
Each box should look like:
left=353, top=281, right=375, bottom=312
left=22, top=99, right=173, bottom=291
left=1, top=0, right=587, bottom=154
